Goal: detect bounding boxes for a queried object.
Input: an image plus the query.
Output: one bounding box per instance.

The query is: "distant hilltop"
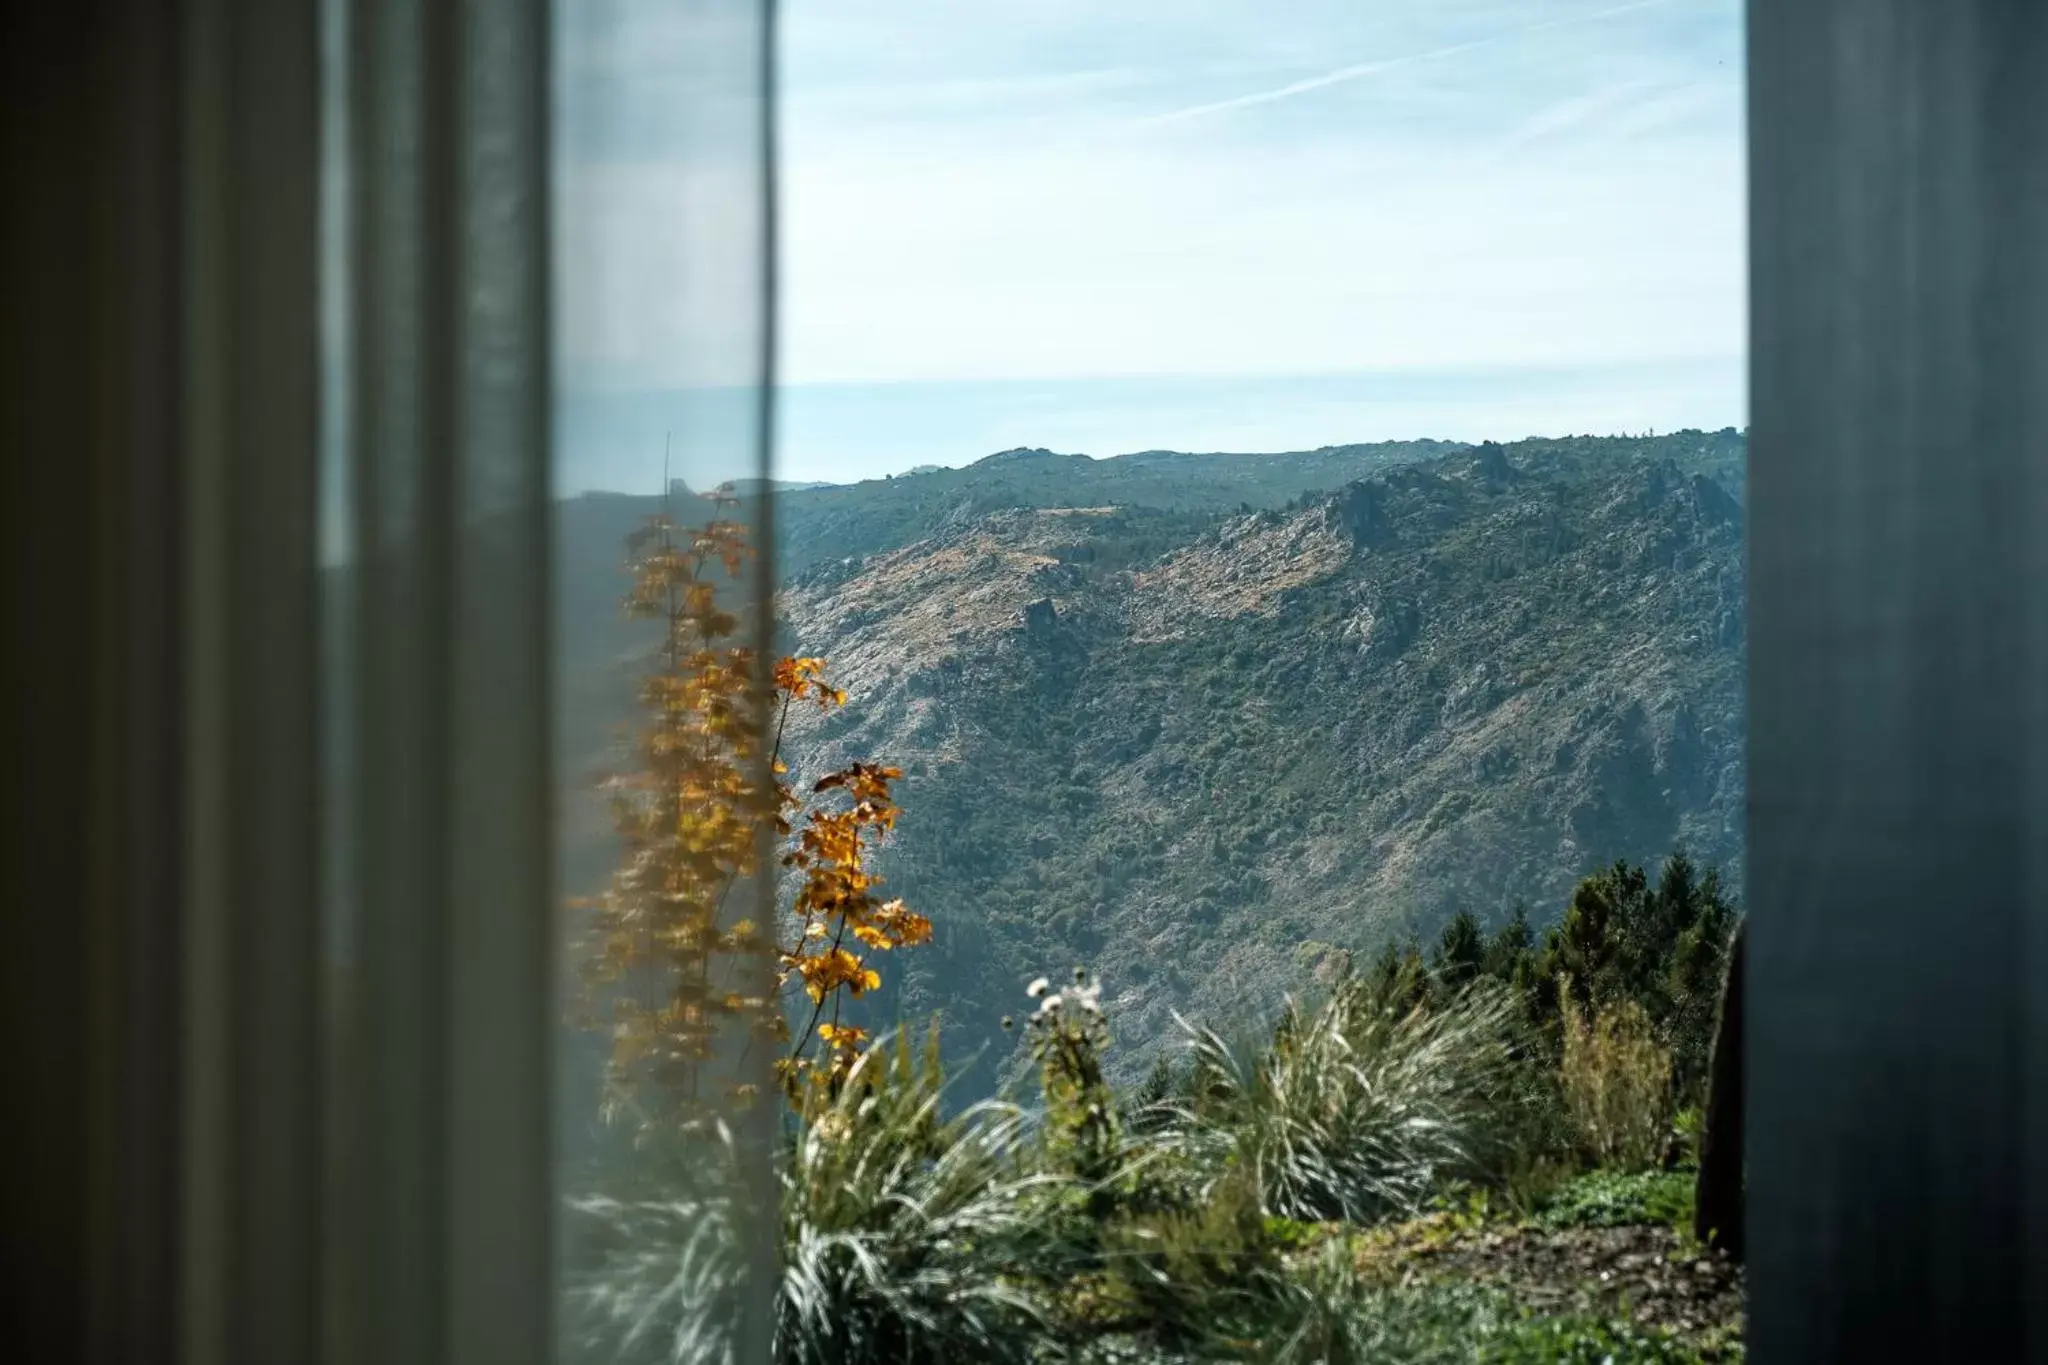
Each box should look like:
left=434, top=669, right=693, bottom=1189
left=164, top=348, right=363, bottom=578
left=670, top=476, right=840, bottom=496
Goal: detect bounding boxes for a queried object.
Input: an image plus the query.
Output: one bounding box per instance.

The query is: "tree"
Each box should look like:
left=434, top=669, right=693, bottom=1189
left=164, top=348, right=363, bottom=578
left=1130, top=1051, right=1182, bottom=1127
left=1369, top=938, right=1430, bottom=1014
left=1431, top=909, right=1486, bottom=992
left=1540, top=859, right=1645, bottom=1014
left=1479, top=901, right=1548, bottom=1042
left=1481, top=902, right=1535, bottom=986
left=572, top=493, right=929, bottom=1132
left=1532, top=853, right=1737, bottom=1108
left=1662, top=863, right=1737, bottom=1099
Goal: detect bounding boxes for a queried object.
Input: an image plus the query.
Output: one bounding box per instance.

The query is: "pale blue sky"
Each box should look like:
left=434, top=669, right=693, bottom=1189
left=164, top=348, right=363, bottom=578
left=557, top=0, right=1746, bottom=492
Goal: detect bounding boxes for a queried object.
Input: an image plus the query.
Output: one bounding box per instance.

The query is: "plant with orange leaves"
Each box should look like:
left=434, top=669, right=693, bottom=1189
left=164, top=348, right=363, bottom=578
left=574, top=491, right=928, bottom=1130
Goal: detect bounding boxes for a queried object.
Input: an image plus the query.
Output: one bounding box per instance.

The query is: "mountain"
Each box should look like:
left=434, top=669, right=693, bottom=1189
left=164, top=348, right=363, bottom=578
left=714, top=476, right=840, bottom=494
left=764, top=439, right=1470, bottom=579
left=554, top=429, right=1748, bottom=1088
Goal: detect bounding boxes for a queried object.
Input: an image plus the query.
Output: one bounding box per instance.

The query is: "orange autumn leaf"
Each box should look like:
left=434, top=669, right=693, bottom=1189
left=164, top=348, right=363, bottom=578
left=572, top=501, right=929, bottom=1124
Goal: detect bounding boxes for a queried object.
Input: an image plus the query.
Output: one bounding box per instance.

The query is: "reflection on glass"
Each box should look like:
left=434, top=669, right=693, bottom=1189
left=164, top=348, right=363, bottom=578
left=551, top=2, right=782, bottom=1361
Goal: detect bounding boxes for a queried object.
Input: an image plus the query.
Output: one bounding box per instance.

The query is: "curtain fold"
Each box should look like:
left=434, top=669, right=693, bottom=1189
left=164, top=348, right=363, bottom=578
left=1, top=4, right=202, bottom=1361
left=8, top=0, right=782, bottom=1358
left=13, top=0, right=785, bottom=1355
left=325, top=0, right=556, bottom=1361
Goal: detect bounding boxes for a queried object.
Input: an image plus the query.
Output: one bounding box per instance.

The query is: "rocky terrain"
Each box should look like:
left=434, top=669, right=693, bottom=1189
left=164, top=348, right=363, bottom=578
left=554, top=429, right=1748, bottom=1087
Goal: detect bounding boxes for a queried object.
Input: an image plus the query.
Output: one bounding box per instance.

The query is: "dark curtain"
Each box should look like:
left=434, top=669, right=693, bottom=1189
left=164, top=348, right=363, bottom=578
left=1748, top=3, right=2048, bottom=1359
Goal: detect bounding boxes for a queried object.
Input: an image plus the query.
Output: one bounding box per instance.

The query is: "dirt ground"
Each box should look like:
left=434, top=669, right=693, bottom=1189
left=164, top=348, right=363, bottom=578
left=1354, top=1214, right=1745, bottom=1352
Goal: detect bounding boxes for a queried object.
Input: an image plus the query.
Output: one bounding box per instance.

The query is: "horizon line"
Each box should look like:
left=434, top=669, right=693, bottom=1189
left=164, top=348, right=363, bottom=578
left=558, top=423, right=1748, bottom=498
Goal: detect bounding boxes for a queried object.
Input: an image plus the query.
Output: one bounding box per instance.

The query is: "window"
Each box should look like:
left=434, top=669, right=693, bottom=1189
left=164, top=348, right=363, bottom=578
left=554, top=2, right=1752, bottom=1360
left=9, top=3, right=2048, bottom=1361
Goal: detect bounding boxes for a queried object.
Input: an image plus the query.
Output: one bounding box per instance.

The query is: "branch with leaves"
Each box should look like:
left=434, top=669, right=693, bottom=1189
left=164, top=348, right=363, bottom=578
left=573, top=492, right=929, bottom=1132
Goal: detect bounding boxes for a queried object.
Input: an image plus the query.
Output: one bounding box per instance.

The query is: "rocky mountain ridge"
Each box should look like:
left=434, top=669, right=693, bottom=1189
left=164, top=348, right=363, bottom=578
left=735, top=431, right=1747, bottom=1082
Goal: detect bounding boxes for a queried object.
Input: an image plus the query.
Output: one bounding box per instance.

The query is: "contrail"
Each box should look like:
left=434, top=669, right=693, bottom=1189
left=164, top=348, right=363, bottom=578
left=1141, top=0, right=1684, bottom=126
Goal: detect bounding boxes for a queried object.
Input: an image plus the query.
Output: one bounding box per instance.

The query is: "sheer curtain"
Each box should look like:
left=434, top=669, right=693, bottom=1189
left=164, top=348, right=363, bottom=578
left=551, top=3, right=781, bottom=1363
left=320, top=0, right=559, bottom=1360
left=0, top=0, right=779, bottom=1360
left=322, top=0, right=782, bottom=1359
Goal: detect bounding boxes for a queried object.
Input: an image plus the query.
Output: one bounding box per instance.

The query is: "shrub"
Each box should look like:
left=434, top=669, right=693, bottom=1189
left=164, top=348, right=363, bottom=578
left=1078, top=1163, right=1281, bottom=1357
left=1557, top=981, right=1673, bottom=1171
left=564, top=1030, right=1072, bottom=1365
left=1024, top=969, right=1120, bottom=1189
left=1257, top=1243, right=1501, bottom=1364
left=778, top=1032, right=1066, bottom=1364
left=1162, top=976, right=1531, bottom=1224
left=1536, top=1167, right=1696, bottom=1231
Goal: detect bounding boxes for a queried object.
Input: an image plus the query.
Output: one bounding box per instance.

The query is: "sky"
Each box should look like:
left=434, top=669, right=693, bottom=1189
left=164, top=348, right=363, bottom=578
left=556, top=0, right=1746, bottom=493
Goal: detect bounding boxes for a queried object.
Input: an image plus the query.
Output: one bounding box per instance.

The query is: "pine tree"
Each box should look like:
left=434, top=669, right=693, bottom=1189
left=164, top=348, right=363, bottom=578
left=1482, top=901, right=1534, bottom=982
left=1528, top=852, right=1738, bottom=1108
left=1540, top=859, right=1647, bottom=1014
left=1431, top=908, right=1486, bottom=992
left=1369, top=936, right=1431, bottom=1013
left=1663, top=861, right=1738, bottom=1102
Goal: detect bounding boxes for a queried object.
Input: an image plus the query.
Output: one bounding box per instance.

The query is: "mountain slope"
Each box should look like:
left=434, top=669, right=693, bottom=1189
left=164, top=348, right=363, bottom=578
left=750, top=432, right=1746, bottom=1083
left=551, top=430, right=1747, bottom=1087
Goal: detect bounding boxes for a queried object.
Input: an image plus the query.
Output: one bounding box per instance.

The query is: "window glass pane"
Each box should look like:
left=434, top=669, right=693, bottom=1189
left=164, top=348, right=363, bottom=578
left=555, top=0, right=1748, bottom=1359
left=552, top=2, right=780, bottom=1360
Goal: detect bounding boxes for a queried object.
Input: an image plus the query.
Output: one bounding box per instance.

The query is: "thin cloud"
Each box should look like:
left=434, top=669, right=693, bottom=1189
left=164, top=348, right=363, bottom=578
left=1142, top=0, right=1683, bottom=125
left=1489, top=77, right=1661, bottom=158
left=791, top=65, right=1155, bottom=117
